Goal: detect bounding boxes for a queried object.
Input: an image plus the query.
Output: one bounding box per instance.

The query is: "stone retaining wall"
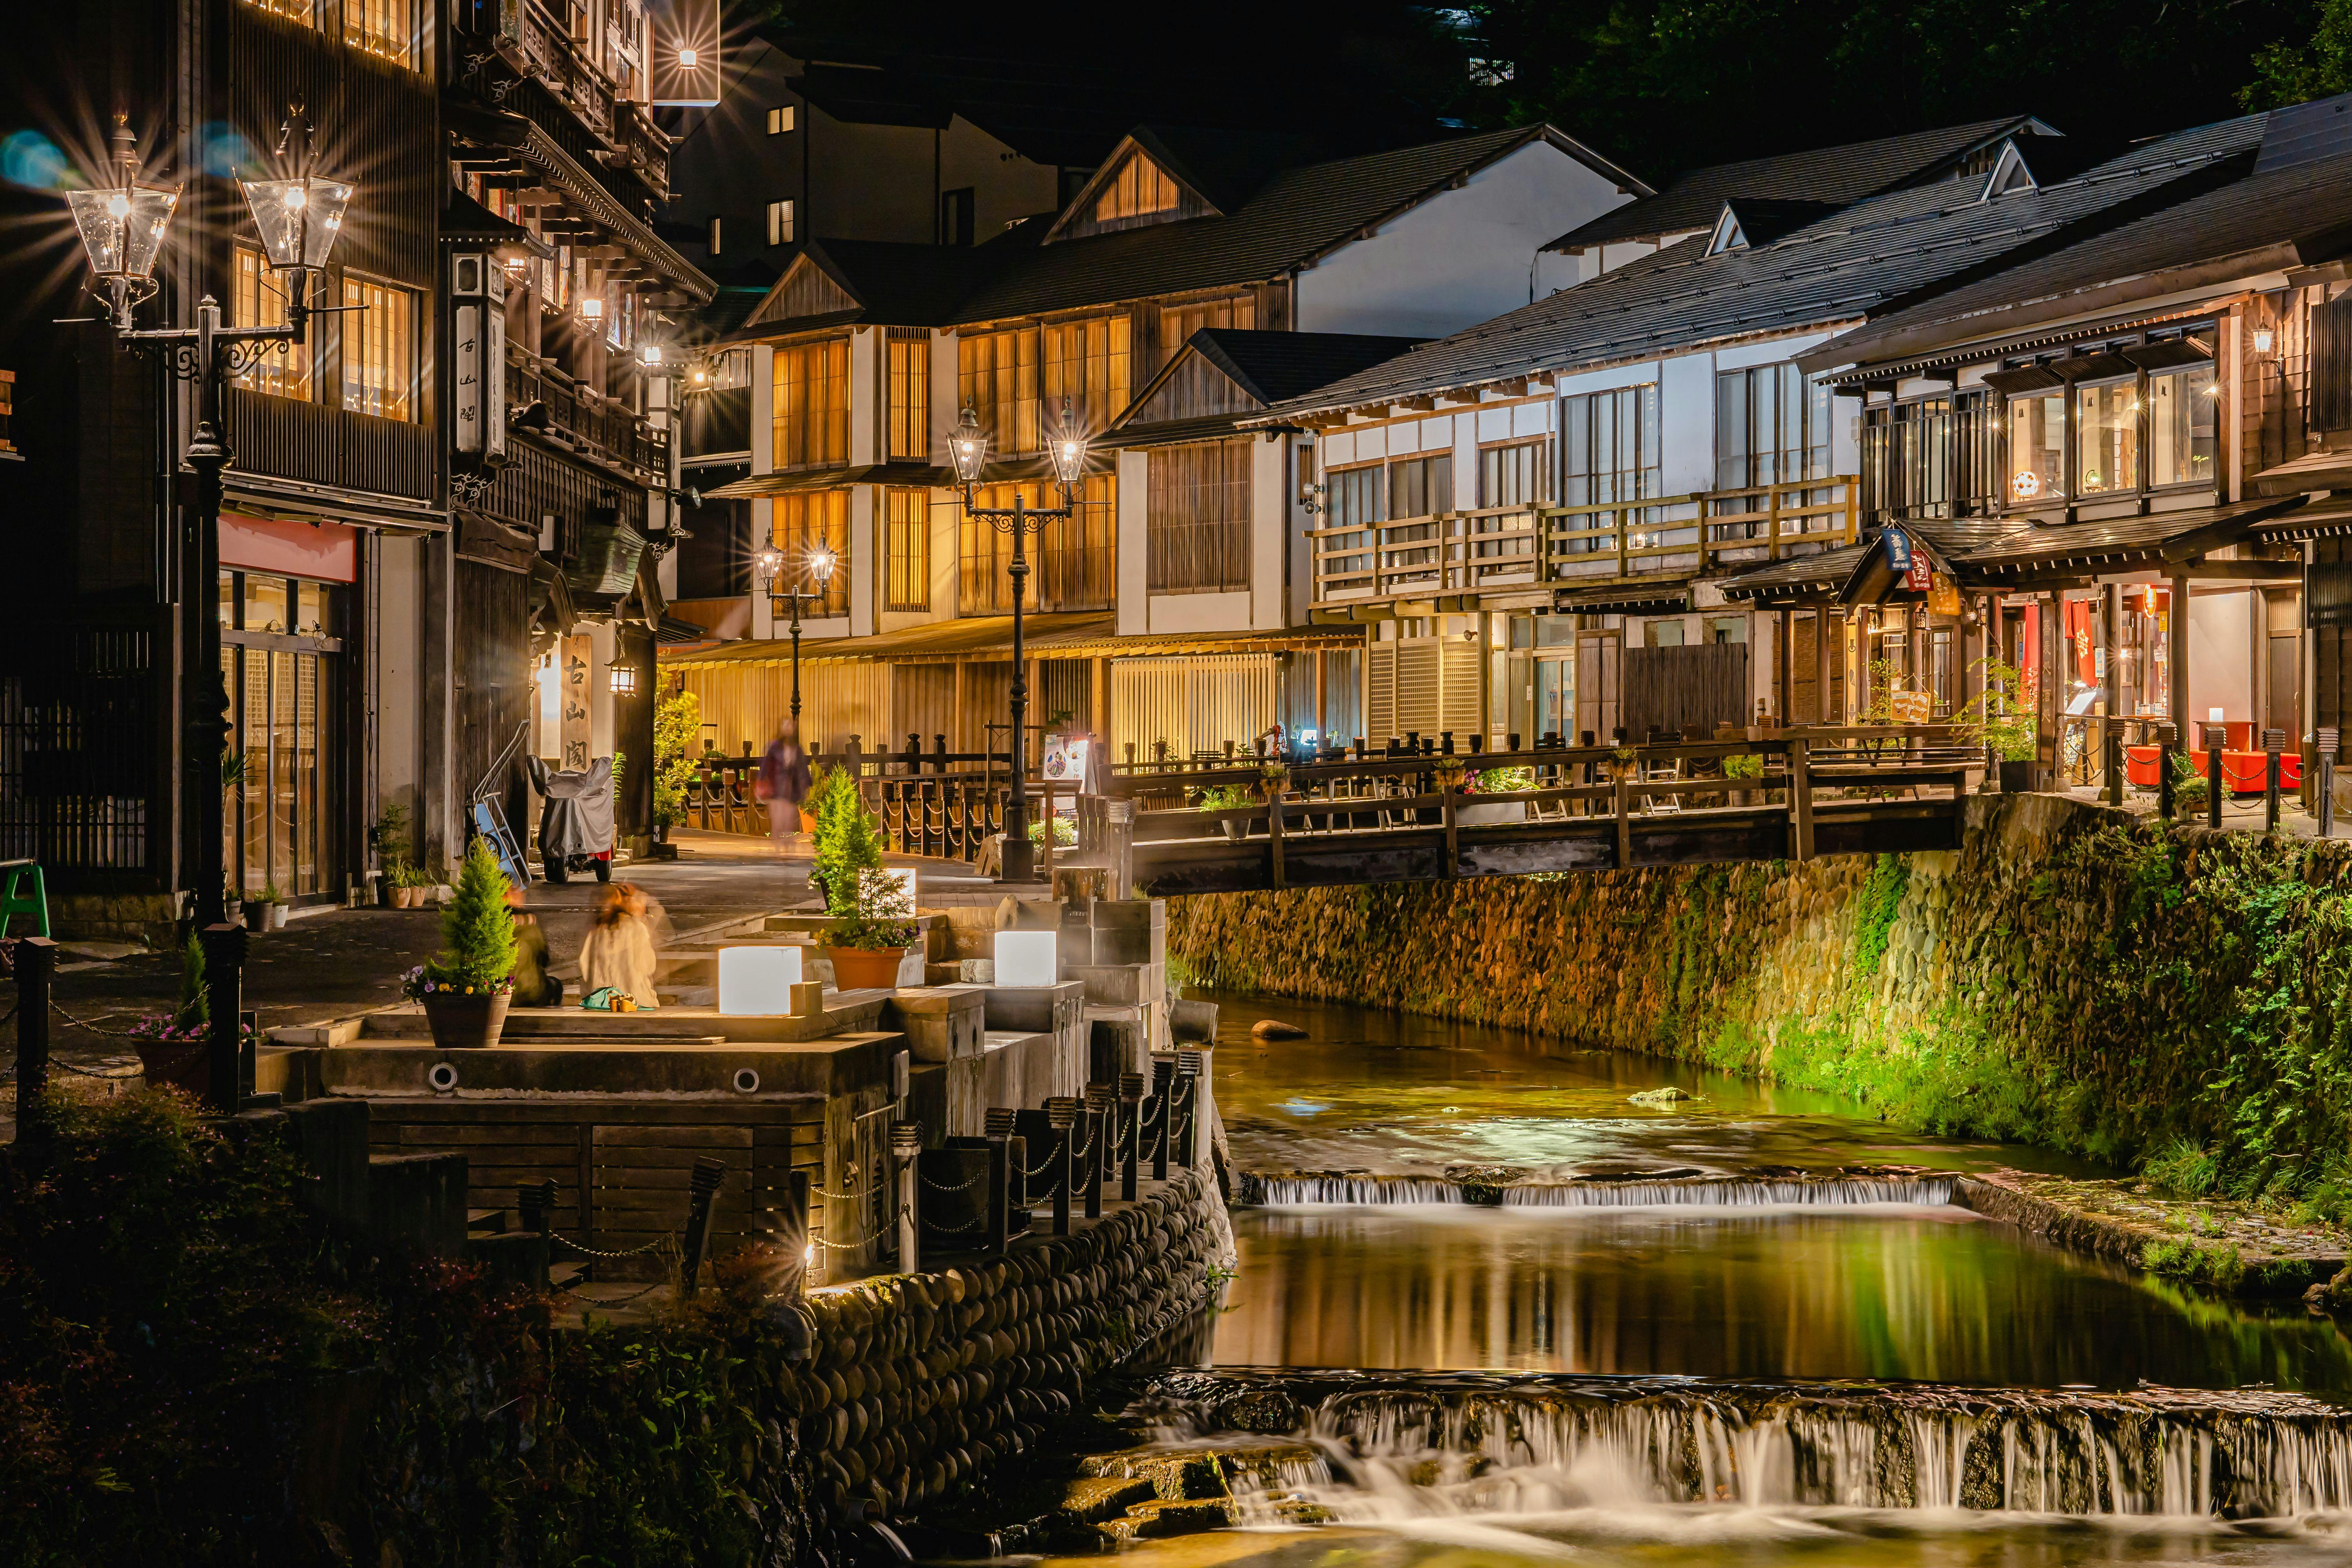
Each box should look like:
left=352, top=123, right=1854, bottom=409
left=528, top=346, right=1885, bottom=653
left=787, top=1169, right=1225, bottom=1531
left=1166, top=795, right=2352, bottom=1182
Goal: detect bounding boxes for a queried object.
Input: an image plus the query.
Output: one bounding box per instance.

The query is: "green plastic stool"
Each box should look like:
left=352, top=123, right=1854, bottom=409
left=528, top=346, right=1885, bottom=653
left=0, top=860, right=49, bottom=939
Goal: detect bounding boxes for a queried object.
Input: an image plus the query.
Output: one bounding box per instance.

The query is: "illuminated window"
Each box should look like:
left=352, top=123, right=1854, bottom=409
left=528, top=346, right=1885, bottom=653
left=885, top=488, right=929, bottom=612
left=766, top=200, right=795, bottom=246
left=2150, top=363, right=2218, bottom=487
left=2007, top=393, right=2064, bottom=504
left=772, top=338, right=849, bottom=468
left=887, top=330, right=930, bottom=461
left=767, top=105, right=796, bottom=134
left=231, top=246, right=310, bottom=401
left=960, top=474, right=1115, bottom=613
left=957, top=327, right=1039, bottom=455
left=1041, top=315, right=1131, bottom=434
left=770, top=490, right=851, bottom=617
left=240, top=0, right=316, bottom=27
left=1093, top=156, right=1178, bottom=223
left=2074, top=379, right=2139, bottom=494
left=343, top=0, right=416, bottom=66
left=1158, top=294, right=1255, bottom=360
left=340, top=274, right=417, bottom=421
left=1147, top=440, right=1250, bottom=593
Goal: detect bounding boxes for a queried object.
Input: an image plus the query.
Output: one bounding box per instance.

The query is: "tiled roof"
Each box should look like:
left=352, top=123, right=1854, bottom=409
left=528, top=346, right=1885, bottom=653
left=1255, top=113, right=2266, bottom=422
left=1809, top=97, right=2352, bottom=370
left=1541, top=118, right=2047, bottom=251
left=951, top=126, right=1642, bottom=323
left=1188, top=329, right=1430, bottom=406
left=1957, top=497, right=2306, bottom=572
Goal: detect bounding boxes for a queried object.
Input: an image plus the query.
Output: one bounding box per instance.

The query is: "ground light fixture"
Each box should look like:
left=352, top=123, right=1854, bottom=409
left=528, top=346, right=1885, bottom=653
left=993, top=930, right=1059, bottom=987
left=717, top=946, right=804, bottom=1014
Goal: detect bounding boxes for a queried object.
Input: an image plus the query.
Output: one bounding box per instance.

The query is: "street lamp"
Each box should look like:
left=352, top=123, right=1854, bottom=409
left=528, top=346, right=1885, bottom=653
left=944, top=401, right=1088, bottom=883
left=64, top=110, right=355, bottom=1112
left=760, top=541, right=837, bottom=728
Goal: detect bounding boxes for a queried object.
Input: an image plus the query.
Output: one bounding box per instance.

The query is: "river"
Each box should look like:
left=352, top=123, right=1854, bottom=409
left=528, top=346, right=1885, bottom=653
left=1001, top=992, right=2352, bottom=1568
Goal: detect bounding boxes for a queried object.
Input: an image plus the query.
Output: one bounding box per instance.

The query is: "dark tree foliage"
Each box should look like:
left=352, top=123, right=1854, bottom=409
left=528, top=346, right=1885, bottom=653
left=2247, top=0, right=2352, bottom=105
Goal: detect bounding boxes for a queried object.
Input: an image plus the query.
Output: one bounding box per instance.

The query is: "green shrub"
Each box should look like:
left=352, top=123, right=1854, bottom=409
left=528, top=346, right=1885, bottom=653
left=2141, top=1136, right=2221, bottom=1196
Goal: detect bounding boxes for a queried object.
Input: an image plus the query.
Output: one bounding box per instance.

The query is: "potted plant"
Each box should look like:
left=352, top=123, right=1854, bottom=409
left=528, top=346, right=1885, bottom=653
left=1196, top=783, right=1254, bottom=842
left=129, top=934, right=254, bottom=1095
left=814, top=769, right=916, bottom=989
left=402, top=837, right=519, bottom=1048
left=372, top=802, right=411, bottom=906
left=243, top=882, right=287, bottom=931
left=1723, top=751, right=1765, bottom=807
left=1258, top=760, right=1292, bottom=799
left=1953, top=657, right=2037, bottom=793
left=650, top=689, right=699, bottom=854
left=2172, top=753, right=2210, bottom=819
left=1432, top=758, right=1470, bottom=793
left=1026, top=814, right=1077, bottom=849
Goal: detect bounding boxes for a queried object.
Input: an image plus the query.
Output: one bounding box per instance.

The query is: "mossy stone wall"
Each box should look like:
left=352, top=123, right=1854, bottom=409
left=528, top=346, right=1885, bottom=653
left=1168, top=796, right=2352, bottom=1197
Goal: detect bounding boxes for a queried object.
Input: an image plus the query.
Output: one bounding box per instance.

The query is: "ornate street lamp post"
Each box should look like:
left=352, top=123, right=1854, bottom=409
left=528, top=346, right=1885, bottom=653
left=65, top=113, right=354, bottom=1111
left=755, top=541, right=838, bottom=728
left=943, top=403, right=1088, bottom=884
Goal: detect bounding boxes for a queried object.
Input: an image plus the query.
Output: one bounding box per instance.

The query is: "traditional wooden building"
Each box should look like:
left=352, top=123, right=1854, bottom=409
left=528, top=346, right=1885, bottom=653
left=663, top=122, right=1646, bottom=763
left=0, top=0, right=709, bottom=937
left=1249, top=114, right=2269, bottom=751
left=1749, top=92, right=2352, bottom=804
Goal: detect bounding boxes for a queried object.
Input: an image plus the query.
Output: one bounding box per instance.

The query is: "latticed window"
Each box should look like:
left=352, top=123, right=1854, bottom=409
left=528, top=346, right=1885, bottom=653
left=770, top=490, right=851, bottom=617
left=959, top=475, right=1116, bottom=614
left=1479, top=441, right=1546, bottom=508
left=232, top=247, right=309, bottom=401
left=773, top=338, right=849, bottom=469
left=340, top=274, right=415, bottom=420
left=885, top=488, right=929, bottom=612
left=1714, top=362, right=1831, bottom=490
left=1041, top=316, right=1131, bottom=437
left=1561, top=385, right=1661, bottom=506
left=1147, top=440, right=1251, bottom=594
left=887, top=330, right=930, bottom=461
left=958, top=328, right=1039, bottom=455
left=1158, top=294, right=1256, bottom=361
left=343, top=0, right=416, bottom=66
left=1093, top=156, right=1177, bottom=223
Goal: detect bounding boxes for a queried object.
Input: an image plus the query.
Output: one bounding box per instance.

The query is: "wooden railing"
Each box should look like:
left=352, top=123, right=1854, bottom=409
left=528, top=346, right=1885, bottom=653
left=1103, top=725, right=1984, bottom=892
left=508, top=354, right=670, bottom=484
left=225, top=388, right=437, bottom=502
left=684, top=744, right=1017, bottom=862
left=1310, top=477, right=1857, bottom=611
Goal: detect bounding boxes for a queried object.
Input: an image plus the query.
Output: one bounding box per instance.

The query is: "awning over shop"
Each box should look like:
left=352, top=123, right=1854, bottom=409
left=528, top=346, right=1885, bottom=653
left=1957, top=495, right=2308, bottom=579
left=222, top=476, right=448, bottom=535
left=1551, top=581, right=1691, bottom=616
left=699, top=461, right=953, bottom=499
left=659, top=613, right=1363, bottom=669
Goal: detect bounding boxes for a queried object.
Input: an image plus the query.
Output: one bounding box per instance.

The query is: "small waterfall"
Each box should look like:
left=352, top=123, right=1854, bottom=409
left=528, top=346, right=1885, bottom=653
left=1500, top=1176, right=1960, bottom=1208
left=1241, top=1173, right=1466, bottom=1205
left=1141, top=1372, right=2352, bottom=1520
left=1238, top=1171, right=1959, bottom=1208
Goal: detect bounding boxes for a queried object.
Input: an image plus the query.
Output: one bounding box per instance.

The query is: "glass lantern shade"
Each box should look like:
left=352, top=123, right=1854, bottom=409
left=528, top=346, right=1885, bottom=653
left=810, top=545, right=837, bottom=585
left=754, top=546, right=784, bottom=580
left=606, top=653, right=639, bottom=695
left=240, top=176, right=353, bottom=272
left=1048, top=407, right=1088, bottom=488
left=65, top=180, right=180, bottom=282
left=948, top=407, right=989, bottom=486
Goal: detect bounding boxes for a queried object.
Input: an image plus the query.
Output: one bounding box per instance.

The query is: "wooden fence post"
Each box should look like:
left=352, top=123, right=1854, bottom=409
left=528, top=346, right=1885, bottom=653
left=1791, top=738, right=1815, bottom=862
left=1441, top=784, right=1458, bottom=878
left=1613, top=768, right=1631, bottom=869
left=1268, top=789, right=1286, bottom=889
left=892, top=1124, right=921, bottom=1273
left=12, top=935, right=54, bottom=1140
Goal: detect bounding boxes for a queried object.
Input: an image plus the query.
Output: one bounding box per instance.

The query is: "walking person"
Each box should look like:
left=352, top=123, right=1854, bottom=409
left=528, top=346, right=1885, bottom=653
left=757, top=719, right=813, bottom=858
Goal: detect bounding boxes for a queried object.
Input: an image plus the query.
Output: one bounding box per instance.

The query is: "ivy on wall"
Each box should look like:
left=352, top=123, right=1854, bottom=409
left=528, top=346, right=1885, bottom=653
left=1167, top=799, right=2352, bottom=1220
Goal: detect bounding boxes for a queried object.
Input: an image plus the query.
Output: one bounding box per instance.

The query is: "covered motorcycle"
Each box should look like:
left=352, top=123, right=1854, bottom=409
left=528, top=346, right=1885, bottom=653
left=527, top=755, right=614, bottom=884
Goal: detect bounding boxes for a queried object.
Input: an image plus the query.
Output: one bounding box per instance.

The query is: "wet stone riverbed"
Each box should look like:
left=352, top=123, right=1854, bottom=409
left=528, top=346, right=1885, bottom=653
left=929, top=994, right=2352, bottom=1567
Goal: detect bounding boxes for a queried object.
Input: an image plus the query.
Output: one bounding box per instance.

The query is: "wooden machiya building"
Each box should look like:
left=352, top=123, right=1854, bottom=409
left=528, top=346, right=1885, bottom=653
left=1745, top=91, right=2352, bottom=806
left=0, top=0, right=712, bottom=940
left=660, top=123, right=1646, bottom=766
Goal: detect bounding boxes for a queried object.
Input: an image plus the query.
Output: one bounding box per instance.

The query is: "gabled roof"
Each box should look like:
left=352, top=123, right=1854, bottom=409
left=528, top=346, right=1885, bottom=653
left=734, top=240, right=1009, bottom=337
left=1104, top=329, right=1428, bottom=447
left=1543, top=116, right=2056, bottom=253
left=1709, top=198, right=1844, bottom=253
left=952, top=124, right=1644, bottom=323
left=1254, top=113, right=2265, bottom=424
left=1809, top=97, right=2352, bottom=375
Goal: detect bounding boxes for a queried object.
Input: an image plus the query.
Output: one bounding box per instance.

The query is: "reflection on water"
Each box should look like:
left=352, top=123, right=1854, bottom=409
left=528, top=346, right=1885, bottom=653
left=1024, top=1514, right=2352, bottom=1568
left=1204, top=991, right=2102, bottom=1180
left=1211, top=1206, right=2352, bottom=1396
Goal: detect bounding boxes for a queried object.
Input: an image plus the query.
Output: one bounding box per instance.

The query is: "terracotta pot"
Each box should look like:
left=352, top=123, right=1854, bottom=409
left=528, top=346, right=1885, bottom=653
left=800, top=809, right=819, bottom=835
left=136, top=1038, right=211, bottom=1096
left=824, top=946, right=906, bottom=991
left=422, top=989, right=512, bottom=1049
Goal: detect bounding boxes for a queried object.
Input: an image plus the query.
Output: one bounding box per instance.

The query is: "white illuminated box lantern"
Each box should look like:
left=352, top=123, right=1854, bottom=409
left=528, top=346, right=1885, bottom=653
left=993, top=930, right=1059, bottom=987
left=718, top=945, right=804, bottom=1014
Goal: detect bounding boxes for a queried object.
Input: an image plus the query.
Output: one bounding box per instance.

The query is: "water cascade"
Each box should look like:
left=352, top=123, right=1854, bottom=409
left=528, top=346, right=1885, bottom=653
left=1138, top=1372, right=2352, bottom=1519
left=1239, top=1171, right=1963, bottom=1209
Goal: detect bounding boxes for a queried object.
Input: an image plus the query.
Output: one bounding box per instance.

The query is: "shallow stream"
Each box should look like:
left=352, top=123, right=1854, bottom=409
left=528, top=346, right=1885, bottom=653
left=1001, top=993, right=2352, bottom=1568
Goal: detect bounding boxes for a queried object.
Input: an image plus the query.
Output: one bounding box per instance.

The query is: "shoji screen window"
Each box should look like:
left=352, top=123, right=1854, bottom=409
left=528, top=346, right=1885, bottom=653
left=770, top=491, right=851, bottom=617
left=886, top=330, right=931, bottom=460
left=773, top=338, right=849, bottom=469
left=341, top=275, right=417, bottom=420
left=232, top=246, right=310, bottom=400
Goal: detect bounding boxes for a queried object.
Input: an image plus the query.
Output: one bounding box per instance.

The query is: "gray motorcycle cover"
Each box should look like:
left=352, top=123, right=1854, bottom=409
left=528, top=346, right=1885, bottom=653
left=527, top=755, right=615, bottom=858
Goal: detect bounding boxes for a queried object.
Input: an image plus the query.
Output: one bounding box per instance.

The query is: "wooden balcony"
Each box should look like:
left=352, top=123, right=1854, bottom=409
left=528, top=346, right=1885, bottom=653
left=470, top=0, right=671, bottom=201
left=225, top=388, right=436, bottom=502
left=507, top=353, right=670, bottom=485
left=1310, top=477, right=1857, bottom=615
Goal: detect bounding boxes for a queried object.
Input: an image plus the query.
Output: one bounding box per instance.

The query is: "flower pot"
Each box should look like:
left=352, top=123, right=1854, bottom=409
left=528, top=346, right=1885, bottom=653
left=1999, top=759, right=2034, bottom=794
left=823, top=946, right=906, bottom=991
left=421, top=989, right=512, bottom=1049
left=266, top=902, right=289, bottom=931
left=136, top=1036, right=211, bottom=1096
left=800, top=809, right=819, bottom=836
left=1221, top=820, right=1245, bottom=844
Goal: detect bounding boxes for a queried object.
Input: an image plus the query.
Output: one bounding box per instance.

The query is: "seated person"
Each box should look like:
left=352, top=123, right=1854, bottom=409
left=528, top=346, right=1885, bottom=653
left=506, top=886, right=561, bottom=1007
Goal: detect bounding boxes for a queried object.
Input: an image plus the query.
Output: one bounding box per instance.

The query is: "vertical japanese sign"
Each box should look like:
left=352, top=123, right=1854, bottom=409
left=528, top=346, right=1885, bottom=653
left=450, top=252, right=506, bottom=463
left=562, top=633, right=594, bottom=772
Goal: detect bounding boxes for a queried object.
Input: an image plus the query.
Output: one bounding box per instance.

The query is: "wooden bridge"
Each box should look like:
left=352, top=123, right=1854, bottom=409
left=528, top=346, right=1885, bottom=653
left=1090, top=729, right=1981, bottom=898
left=680, top=729, right=1987, bottom=899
